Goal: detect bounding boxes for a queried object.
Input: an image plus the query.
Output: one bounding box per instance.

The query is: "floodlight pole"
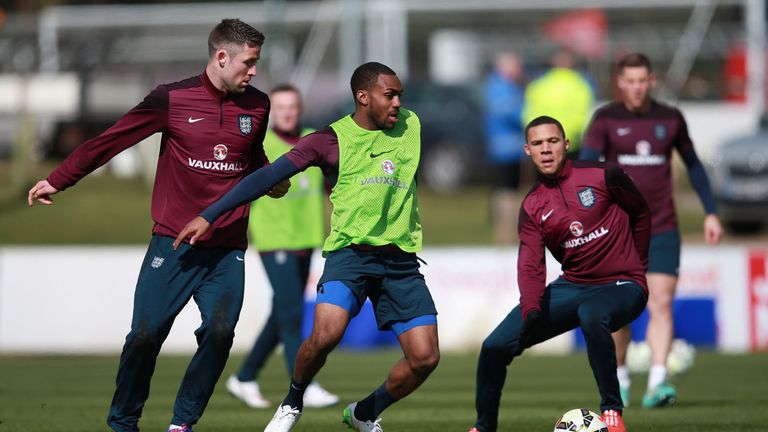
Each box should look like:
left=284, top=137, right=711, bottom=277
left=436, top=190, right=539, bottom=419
left=339, top=0, right=363, bottom=91
left=366, top=0, right=408, bottom=80
left=38, top=8, right=59, bottom=72
left=746, top=0, right=766, bottom=117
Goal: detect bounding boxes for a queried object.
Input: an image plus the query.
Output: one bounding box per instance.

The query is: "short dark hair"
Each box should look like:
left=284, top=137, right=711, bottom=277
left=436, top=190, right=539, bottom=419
left=350, top=62, right=397, bottom=94
left=525, top=115, right=566, bottom=141
left=270, top=83, right=300, bottom=96
left=618, top=53, right=653, bottom=74
left=208, top=19, right=265, bottom=57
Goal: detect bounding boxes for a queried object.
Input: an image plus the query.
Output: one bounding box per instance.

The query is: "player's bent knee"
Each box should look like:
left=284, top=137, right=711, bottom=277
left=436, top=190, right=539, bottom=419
left=125, top=328, right=163, bottom=355
left=408, top=349, right=440, bottom=376
left=129, top=329, right=155, bottom=346
left=580, top=319, right=609, bottom=336
left=307, top=328, right=344, bottom=354
left=648, top=295, right=674, bottom=312
left=577, top=307, right=610, bottom=334
left=196, top=320, right=236, bottom=346
left=481, top=337, right=518, bottom=360
left=211, top=324, right=236, bottom=345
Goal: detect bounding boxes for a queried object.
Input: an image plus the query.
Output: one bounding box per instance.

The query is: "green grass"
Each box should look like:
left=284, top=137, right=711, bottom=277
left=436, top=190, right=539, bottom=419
left=420, top=186, right=495, bottom=245
left=0, top=350, right=765, bottom=431
left=0, top=161, right=154, bottom=245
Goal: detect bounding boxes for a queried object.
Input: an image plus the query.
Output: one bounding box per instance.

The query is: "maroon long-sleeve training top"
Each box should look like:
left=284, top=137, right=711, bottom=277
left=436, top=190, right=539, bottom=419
left=517, top=159, right=651, bottom=320
left=582, top=101, right=696, bottom=234
left=47, top=71, right=270, bottom=250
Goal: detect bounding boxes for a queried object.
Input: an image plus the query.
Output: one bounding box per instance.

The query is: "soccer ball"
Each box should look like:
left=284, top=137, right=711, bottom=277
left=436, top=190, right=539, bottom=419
left=626, top=339, right=696, bottom=376
left=667, top=339, right=696, bottom=376
left=625, top=340, right=651, bottom=373
left=553, top=408, right=608, bottom=432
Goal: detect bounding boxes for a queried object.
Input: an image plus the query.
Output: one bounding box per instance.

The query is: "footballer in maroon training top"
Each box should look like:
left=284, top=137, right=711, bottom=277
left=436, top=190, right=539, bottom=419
left=582, top=101, right=698, bottom=235
left=46, top=71, right=270, bottom=249
left=517, top=159, right=651, bottom=320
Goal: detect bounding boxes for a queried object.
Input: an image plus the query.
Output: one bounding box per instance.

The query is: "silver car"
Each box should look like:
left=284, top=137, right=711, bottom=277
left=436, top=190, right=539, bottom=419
left=709, top=131, right=768, bottom=232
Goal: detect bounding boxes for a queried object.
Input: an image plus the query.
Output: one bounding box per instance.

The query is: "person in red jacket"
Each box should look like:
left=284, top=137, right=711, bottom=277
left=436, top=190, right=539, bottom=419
left=469, top=116, right=650, bottom=432
left=27, top=19, right=288, bottom=432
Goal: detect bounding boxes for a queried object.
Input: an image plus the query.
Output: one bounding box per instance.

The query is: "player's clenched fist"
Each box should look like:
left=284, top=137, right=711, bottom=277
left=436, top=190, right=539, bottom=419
left=173, top=216, right=211, bottom=250
left=267, top=178, right=291, bottom=198
left=27, top=180, right=59, bottom=206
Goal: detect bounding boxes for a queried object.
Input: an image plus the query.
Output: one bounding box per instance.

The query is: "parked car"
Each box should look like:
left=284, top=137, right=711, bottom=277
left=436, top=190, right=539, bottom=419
left=405, top=81, right=488, bottom=192
left=709, top=130, right=768, bottom=232
left=305, top=81, right=488, bottom=192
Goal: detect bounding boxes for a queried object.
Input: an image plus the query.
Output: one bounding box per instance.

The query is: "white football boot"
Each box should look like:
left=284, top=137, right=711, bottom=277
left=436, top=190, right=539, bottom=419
left=226, top=375, right=271, bottom=408
left=264, top=404, right=302, bottom=432
left=303, top=382, right=340, bottom=408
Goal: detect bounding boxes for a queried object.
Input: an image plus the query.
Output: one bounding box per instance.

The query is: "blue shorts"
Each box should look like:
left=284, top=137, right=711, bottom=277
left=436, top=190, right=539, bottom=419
left=316, top=247, right=438, bottom=334
left=648, top=230, right=681, bottom=276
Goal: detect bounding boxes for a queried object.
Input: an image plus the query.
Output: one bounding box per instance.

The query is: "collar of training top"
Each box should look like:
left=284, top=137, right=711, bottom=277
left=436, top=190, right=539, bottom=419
left=538, top=158, right=573, bottom=186
left=200, top=70, right=228, bottom=100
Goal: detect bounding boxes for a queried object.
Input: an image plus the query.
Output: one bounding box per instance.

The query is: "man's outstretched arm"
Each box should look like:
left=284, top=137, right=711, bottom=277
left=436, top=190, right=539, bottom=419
left=28, top=85, right=169, bottom=206
left=174, top=156, right=299, bottom=248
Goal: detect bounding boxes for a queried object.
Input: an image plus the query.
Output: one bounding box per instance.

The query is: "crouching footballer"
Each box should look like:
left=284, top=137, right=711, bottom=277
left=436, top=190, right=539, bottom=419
left=469, top=116, right=650, bottom=432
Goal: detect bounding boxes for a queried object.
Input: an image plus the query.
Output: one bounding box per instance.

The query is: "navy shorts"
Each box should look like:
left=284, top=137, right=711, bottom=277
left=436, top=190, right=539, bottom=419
left=648, top=230, right=681, bottom=276
left=317, top=247, right=438, bottom=332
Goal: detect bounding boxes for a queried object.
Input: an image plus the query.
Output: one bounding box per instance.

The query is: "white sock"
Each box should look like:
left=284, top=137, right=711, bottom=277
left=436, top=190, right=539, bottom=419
left=648, top=365, right=667, bottom=390
left=616, top=366, right=631, bottom=389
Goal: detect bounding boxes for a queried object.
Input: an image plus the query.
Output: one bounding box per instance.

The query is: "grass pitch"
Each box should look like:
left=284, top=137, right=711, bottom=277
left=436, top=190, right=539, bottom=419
left=0, top=350, right=765, bottom=431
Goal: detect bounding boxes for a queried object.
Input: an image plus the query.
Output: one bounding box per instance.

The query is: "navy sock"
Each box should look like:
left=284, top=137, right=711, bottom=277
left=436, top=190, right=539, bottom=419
left=354, top=382, right=398, bottom=421
left=282, top=379, right=308, bottom=410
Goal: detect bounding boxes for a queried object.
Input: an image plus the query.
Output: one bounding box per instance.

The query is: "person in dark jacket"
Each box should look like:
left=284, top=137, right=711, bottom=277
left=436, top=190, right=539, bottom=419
left=27, top=19, right=289, bottom=432
left=469, top=115, right=650, bottom=432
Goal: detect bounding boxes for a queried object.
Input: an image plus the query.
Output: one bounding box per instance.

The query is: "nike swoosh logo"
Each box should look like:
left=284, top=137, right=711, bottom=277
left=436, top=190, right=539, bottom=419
left=617, top=127, right=631, bottom=136
left=235, top=256, right=244, bottom=262
left=542, top=209, right=554, bottom=222
left=188, top=117, right=205, bottom=123
left=370, top=149, right=394, bottom=158
left=616, top=281, right=633, bottom=285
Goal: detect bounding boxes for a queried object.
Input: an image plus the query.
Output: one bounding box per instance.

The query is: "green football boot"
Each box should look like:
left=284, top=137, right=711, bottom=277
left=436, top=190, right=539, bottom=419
left=620, top=385, right=630, bottom=408
left=343, top=402, right=383, bottom=432
left=641, top=382, right=677, bottom=408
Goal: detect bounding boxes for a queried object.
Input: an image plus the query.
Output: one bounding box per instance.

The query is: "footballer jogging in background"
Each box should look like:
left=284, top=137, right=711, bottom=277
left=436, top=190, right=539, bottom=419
left=581, top=52, right=722, bottom=409
left=225, top=84, right=339, bottom=410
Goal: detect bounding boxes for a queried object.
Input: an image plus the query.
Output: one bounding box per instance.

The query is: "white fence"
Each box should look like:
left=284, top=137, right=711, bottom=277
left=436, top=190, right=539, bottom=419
left=1, top=245, right=765, bottom=354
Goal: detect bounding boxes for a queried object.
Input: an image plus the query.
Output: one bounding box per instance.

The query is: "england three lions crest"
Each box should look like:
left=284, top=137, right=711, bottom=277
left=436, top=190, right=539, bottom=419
left=577, top=187, right=595, bottom=208
left=238, top=114, right=252, bottom=136
left=151, top=256, right=164, bottom=269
